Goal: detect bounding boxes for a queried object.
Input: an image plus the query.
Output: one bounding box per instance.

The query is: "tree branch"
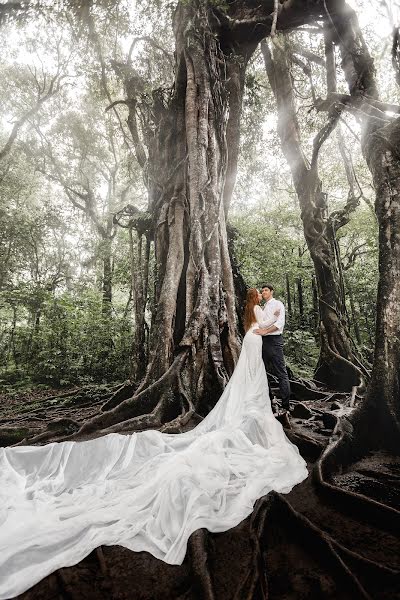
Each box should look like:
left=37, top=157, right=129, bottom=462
left=127, top=36, right=173, bottom=65
left=315, top=92, right=400, bottom=116
left=0, top=75, right=62, bottom=162
left=293, top=43, right=325, bottom=67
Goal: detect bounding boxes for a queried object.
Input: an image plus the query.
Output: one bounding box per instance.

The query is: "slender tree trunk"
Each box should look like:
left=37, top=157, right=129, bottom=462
left=10, top=305, right=18, bottom=370
left=129, top=228, right=148, bottom=381
left=102, top=241, right=112, bottom=314
left=285, top=273, right=292, bottom=317
left=345, top=277, right=362, bottom=345
left=262, top=36, right=362, bottom=391
left=296, top=278, right=304, bottom=318
left=311, top=274, right=319, bottom=330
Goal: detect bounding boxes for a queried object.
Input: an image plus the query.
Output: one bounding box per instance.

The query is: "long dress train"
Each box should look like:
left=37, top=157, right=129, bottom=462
left=0, top=319, right=308, bottom=599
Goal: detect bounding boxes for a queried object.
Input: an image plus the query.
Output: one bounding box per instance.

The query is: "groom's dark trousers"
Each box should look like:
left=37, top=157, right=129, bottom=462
left=262, top=334, right=291, bottom=410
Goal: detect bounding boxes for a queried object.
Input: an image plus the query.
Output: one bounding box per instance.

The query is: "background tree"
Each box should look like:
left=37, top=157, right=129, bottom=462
left=261, top=33, right=368, bottom=391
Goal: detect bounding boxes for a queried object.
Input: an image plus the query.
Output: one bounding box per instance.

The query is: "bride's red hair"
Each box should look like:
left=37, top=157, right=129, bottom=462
left=243, top=288, right=259, bottom=332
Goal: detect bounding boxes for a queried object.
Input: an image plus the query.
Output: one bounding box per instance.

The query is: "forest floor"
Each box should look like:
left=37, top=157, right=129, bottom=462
left=1, top=386, right=399, bottom=600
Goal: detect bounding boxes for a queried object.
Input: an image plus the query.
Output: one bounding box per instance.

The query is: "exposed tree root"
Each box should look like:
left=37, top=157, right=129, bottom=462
left=55, top=569, right=75, bottom=600
left=12, top=432, right=400, bottom=600
left=277, top=489, right=400, bottom=598
left=0, top=426, right=34, bottom=446
left=2, top=372, right=399, bottom=599
left=289, top=379, right=334, bottom=400
left=1, top=365, right=354, bottom=448
left=69, top=350, right=190, bottom=438
left=331, top=538, right=400, bottom=589
left=159, top=394, right=196, bottom=434
left=274, top=494, right=372, bottom=600
left=232, top=497, right=270, bottom=600
left=269, top=370, right=355, bottom=403
left=0, top=386, right=114, bottom=445
left=285, top=429, right=325, bottom=460
left=14, top=419, right=80, bottom=446
left=100, top=382, right=136, bottom=412
left=95, top=547, right=107, bottom=576
left=314, top=409, right=400, bottom=535
left=188, top=529, right=215, bottom=600
left=221, top=482, right=398, bottom=600
left=95, top=368, right=197, bottom=437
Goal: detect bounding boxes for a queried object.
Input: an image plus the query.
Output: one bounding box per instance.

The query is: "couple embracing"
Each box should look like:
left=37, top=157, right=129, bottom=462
left=243, top=283, right=291, bottom=424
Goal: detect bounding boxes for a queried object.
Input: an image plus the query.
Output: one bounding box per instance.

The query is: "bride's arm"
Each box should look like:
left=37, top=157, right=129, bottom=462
left=254, top=305, right=279, bottom=328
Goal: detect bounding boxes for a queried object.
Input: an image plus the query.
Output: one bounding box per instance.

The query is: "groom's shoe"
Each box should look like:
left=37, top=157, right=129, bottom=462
left=277, top=410, right=292, bottom=430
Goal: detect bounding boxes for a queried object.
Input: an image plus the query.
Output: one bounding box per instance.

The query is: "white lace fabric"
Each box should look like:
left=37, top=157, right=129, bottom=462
left=0, top=322, right=308, bottom=599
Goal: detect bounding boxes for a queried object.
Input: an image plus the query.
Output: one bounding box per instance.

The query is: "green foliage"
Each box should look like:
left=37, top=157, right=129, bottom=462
left=0, top=0, right=386, bottom=391
left=0, top=288, right=132, bottom=385
left=230, top=201, right=319, bottom=374
left=230, top=199, right=379, bottom=374
left=230, top=200, right=310, bottom=299
left=284, top=329, right=320, bottom=379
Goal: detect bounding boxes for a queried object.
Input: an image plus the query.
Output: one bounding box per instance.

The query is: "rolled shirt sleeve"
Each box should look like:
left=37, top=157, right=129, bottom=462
left=261, top=299, right=285, bottom=335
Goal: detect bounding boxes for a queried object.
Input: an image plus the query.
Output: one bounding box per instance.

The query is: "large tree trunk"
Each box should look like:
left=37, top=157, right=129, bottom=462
left=332, top=3, right=400, bottom=439
left=73, top=0, right=332, bottom=436
left=145, top=2, right=241, bottom=407
left=314, top=5, right=400, bottom=526
left=77, top=1, right=249, bottom=433
left=262, top=36, right=362, bottom=391
left=363, top=122, right=400, bottom=439
left=114, top=5, right=254, bottom=396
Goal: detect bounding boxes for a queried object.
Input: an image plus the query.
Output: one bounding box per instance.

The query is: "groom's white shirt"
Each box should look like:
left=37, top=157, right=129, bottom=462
left=260, top=298, right=285, bottom=335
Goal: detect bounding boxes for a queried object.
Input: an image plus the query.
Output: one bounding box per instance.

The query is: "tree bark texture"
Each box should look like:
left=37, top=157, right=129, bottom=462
left=332, top=3, right=400, bottom=438
left=108, top=0, right=266, bottom=424
left=143, top=2, right=241, bottom=413
left=262, top=35, right=362, bottom=391
left=286, top=273, right=293, bottom=317
left=129, top=228, right=149, bottom=381
left=68, top=1, right=376, bottom=438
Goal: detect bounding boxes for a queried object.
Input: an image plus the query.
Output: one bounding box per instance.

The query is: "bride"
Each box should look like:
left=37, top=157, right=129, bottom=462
left=0, top=288, right=308, bottom=599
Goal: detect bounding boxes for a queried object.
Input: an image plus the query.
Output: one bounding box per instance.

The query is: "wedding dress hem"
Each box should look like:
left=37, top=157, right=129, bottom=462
left=0, top=317, right=308, bottom=599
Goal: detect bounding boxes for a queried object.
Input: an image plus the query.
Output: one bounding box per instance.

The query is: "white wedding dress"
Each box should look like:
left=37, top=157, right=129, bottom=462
left=0, top=311, right=308, bottom=599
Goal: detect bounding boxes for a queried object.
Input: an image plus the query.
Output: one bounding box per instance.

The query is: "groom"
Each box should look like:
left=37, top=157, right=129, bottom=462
left=254, top=284, right=291, bottom=418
